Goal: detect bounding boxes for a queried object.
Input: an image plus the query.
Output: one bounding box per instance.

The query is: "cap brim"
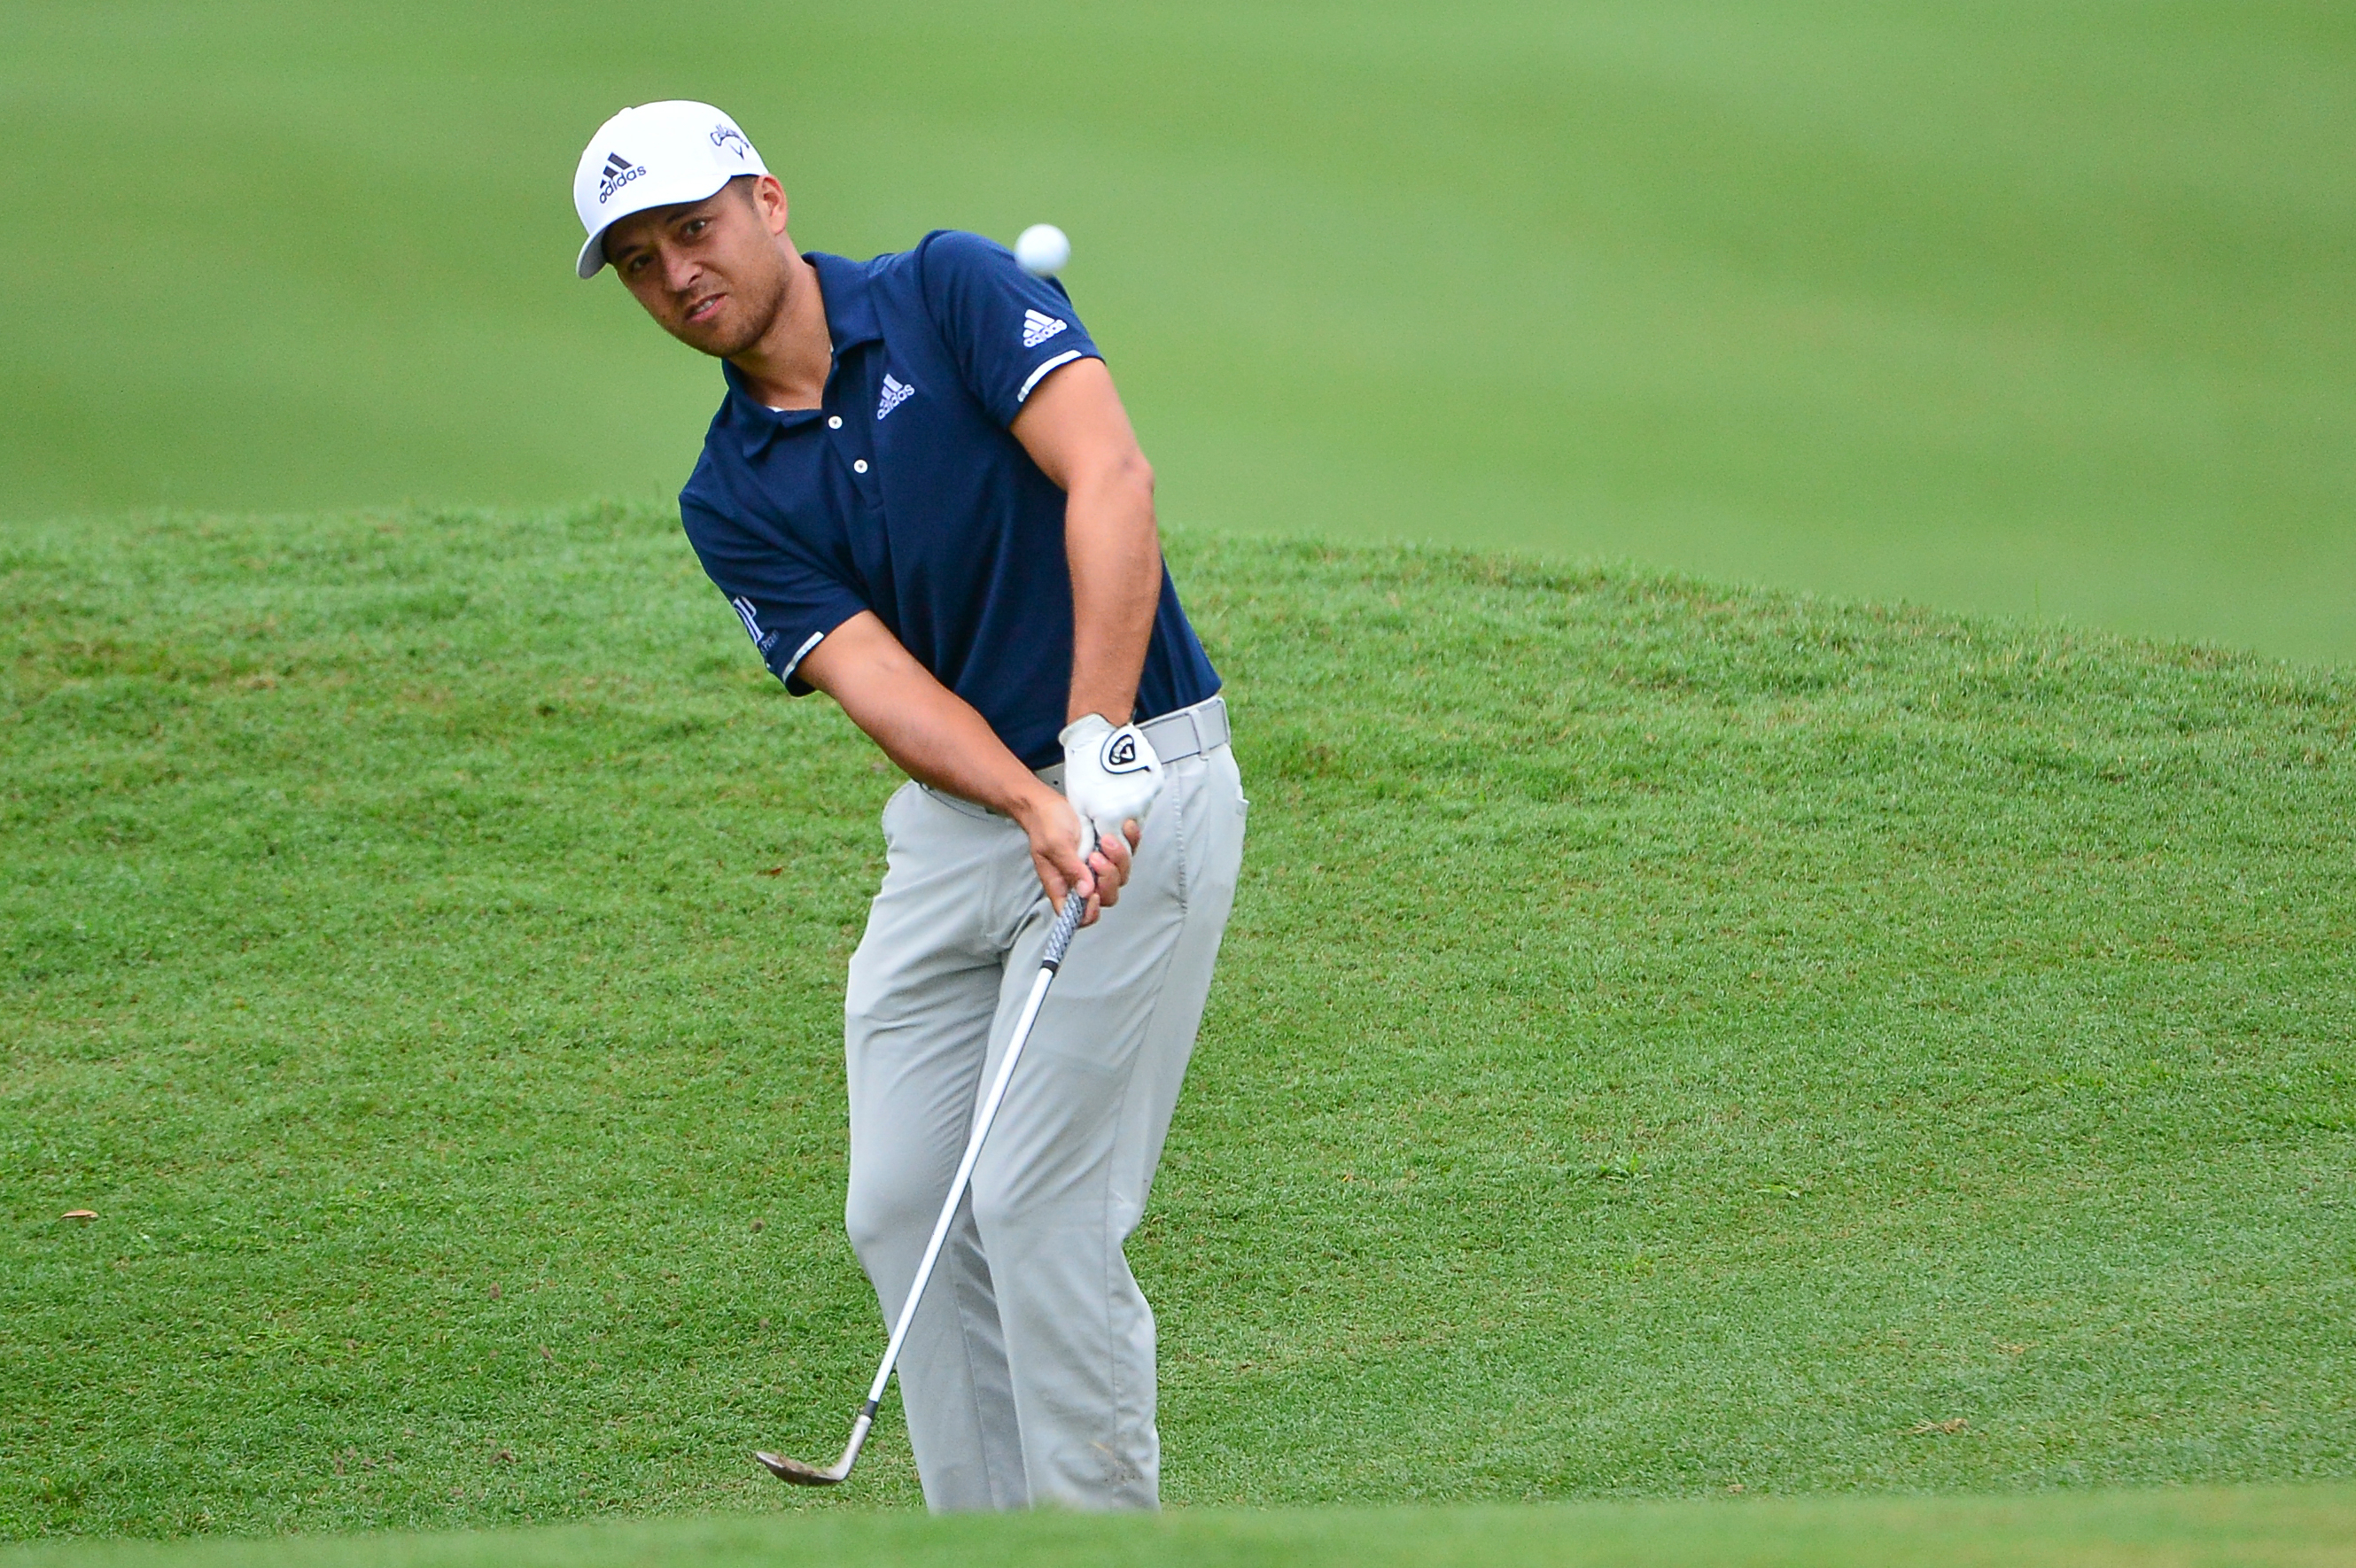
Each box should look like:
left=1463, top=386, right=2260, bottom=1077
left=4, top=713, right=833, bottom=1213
left=576, top=229, right=611, bottom=280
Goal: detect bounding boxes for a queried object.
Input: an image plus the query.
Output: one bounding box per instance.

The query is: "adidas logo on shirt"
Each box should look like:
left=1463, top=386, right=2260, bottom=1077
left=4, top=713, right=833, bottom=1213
left=877, top=373, right=916, bottom=420
left=1022, top=309, right=1068, bottom=349
left=598, top=151, right=645, bottom=203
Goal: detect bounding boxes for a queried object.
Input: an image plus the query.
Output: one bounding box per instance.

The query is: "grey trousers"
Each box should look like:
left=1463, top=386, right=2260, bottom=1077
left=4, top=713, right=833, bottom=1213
left=842, top=740, right=1247, bottom=1511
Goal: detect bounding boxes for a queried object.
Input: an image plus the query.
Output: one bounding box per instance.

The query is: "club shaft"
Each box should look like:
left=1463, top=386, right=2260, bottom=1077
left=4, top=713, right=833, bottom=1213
left=864, top=889, right=1088, bottom=1409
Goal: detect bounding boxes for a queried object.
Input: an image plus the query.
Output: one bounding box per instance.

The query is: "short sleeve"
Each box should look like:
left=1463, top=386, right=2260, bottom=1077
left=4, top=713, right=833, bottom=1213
left=914, top=229, right=1103, bottom=428
left=679, top=493, right=867, bottom=694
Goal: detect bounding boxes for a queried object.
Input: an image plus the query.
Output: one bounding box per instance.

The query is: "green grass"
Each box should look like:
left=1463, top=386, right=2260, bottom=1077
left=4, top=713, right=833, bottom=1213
left=7, top=1485, right=2356, bottom=1568
left=4, top=508, right=2353, bottom=1548
left=3, top=3, right=2353, bottom=659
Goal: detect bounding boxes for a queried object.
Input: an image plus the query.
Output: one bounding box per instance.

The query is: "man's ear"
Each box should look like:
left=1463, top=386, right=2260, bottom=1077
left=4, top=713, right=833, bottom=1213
left=749, top=175, right=789, bottom=237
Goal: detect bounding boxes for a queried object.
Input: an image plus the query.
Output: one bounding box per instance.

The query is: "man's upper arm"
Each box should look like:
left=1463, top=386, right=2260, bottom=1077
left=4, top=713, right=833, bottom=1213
left=916, top=229, right=1105, bottom=428
left=1009, top=356, right=1148, bottom=493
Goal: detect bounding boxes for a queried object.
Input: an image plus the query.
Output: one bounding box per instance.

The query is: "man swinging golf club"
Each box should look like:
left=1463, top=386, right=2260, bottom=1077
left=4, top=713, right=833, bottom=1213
left=570, top=102, right=1246, bottom=1512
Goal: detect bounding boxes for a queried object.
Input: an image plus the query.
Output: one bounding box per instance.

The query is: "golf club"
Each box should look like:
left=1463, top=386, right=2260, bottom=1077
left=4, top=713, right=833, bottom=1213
left=756, top=881, right=1092, bottom=1486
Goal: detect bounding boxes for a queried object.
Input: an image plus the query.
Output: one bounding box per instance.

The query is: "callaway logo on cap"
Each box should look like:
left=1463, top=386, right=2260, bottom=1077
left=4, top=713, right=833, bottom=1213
left=570, top=100, right=769, bottom=280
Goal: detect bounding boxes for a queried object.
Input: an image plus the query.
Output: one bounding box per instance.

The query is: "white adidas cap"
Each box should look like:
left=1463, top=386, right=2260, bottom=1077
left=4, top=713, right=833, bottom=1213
left=572, top=101, right=769, bottom=280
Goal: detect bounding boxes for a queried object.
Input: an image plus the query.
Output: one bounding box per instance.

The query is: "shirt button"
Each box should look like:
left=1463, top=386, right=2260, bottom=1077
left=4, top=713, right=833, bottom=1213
left=853, top=459, right=869, bottom=473
left=828, top=415, right=843, bottom=430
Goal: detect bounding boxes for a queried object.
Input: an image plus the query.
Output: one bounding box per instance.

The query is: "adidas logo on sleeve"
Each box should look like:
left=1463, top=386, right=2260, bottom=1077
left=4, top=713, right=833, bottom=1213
left=876, top=373, right=916, bottom=420
left=1022, top=308, right=1068, bottom=349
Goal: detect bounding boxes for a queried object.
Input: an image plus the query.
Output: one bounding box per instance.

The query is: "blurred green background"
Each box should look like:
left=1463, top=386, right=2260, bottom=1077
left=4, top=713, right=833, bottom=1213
left=3, top=1, right=2351, bottom=661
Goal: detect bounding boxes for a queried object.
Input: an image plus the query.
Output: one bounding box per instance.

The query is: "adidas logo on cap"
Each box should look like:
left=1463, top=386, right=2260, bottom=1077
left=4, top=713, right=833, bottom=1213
left=1022, top=309, right=1068, bottom=349
left=598, top=151, right=646, bottom=204
left=877, top=373, right=916, bottom=420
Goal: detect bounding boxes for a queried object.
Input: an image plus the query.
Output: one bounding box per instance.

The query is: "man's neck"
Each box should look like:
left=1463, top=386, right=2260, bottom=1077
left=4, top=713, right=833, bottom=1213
left=729, top=246, right=832, bottom=411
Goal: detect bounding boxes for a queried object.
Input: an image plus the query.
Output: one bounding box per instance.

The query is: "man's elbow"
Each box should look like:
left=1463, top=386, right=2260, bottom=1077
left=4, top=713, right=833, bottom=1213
left=1113, top=450, right=1156, bottom=516
left=1073, top=448, right=1156, bottom=523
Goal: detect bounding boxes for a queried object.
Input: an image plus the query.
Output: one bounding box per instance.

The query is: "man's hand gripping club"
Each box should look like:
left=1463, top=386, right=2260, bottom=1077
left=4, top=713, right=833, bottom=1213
left=1009, top=765, right=1140, bottom=927
left=973, top=712, right=1166, bottom=922
left=1061, top=711, right=1164, bottom=856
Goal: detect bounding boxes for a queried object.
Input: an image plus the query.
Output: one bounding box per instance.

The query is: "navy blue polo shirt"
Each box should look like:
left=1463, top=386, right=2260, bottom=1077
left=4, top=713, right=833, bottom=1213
left=677, top=229, right=1221, bottom=770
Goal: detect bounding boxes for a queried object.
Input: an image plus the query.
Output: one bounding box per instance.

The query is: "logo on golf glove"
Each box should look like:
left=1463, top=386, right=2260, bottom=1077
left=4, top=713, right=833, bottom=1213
left=1061, top=713, right=1164, bottom=847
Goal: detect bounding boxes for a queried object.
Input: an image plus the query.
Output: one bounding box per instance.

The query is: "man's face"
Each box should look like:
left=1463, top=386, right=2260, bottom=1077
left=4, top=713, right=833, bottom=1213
left=603, top=176, right=790, bottom=358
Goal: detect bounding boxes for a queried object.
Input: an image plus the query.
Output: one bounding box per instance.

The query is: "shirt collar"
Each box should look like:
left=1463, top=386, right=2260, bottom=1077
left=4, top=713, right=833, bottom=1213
left=808, top=252, right=883, bottom=350
left=719, top=252, right=881, bottom=453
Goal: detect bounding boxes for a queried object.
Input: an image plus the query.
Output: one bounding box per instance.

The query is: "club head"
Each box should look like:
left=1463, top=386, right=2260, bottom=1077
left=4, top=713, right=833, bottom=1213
left=755, top=1449, right=846, bottom=1486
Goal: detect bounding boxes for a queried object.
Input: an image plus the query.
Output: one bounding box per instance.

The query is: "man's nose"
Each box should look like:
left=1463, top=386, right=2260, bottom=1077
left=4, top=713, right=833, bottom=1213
left=663, top=248, right=701, bottom=295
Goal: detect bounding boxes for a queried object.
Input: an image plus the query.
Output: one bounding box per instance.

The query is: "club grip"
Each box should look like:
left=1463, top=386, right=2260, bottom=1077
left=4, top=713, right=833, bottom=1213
left=1039, top=889, right=1087, bottom=972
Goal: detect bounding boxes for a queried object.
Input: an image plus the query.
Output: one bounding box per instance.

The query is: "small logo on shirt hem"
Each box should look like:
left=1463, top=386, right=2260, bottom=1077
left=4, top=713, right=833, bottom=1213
left=1022, top=308, right=1068, bottom=349
left=731, top=595, right=777, bottom=655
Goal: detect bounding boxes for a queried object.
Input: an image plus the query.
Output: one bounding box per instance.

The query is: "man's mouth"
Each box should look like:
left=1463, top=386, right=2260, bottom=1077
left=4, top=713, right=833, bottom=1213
left=683, top=292, right=726, bottom=325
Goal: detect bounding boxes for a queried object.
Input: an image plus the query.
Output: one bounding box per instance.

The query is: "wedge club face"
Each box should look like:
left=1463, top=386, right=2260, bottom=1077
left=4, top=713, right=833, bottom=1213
left=756, top=1404, right=875, bottom=1486
left=754, top=1449, right=845, bottom=1486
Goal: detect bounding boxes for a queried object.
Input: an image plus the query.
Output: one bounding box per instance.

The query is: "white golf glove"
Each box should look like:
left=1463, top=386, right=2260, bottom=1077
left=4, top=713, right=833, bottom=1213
left=1060, top=713, right=1165, bottom=850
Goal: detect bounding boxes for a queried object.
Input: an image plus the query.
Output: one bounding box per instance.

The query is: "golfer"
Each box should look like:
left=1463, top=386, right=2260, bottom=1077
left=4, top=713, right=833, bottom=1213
left=570, top=102, right=1245, bottom=1511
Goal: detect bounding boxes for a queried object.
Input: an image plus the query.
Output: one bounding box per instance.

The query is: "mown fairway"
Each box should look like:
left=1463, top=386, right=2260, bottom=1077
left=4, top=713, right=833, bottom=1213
left=4, top=508, right=2352, bottom=1543
left=8, top=1485, right=2356, bottom=1568
left=3, top=3, right=2352, bottom=659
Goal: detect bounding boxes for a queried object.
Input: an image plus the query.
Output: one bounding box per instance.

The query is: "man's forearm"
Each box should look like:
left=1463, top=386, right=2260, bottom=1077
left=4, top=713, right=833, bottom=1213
left=800, top=612, right=1054, bottom=819
left=859, top=679, right=1046, bottom=816
left=1064, top=462, right=1161, bottom=726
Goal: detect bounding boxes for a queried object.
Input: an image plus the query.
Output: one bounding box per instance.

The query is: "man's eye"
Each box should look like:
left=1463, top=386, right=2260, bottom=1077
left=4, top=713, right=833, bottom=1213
left=683, top=220, right=707, bottom=237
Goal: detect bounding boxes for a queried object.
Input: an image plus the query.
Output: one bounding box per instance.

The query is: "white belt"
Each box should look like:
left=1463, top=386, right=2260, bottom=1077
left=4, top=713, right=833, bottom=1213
left=1136, top=693, right=1230, bottom=763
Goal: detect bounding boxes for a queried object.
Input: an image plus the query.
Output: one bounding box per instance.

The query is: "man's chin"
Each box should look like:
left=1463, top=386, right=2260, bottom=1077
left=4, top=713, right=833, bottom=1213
left=672, top=311, right=760, bottom=359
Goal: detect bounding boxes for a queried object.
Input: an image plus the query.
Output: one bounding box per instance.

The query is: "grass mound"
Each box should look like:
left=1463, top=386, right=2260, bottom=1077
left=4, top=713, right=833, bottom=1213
left=4, top=506, right=2352, bottom=1543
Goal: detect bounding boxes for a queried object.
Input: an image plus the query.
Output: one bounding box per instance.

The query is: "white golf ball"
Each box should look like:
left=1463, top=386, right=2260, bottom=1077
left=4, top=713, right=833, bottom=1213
left=1015, top=223, right=1070, bottom=277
